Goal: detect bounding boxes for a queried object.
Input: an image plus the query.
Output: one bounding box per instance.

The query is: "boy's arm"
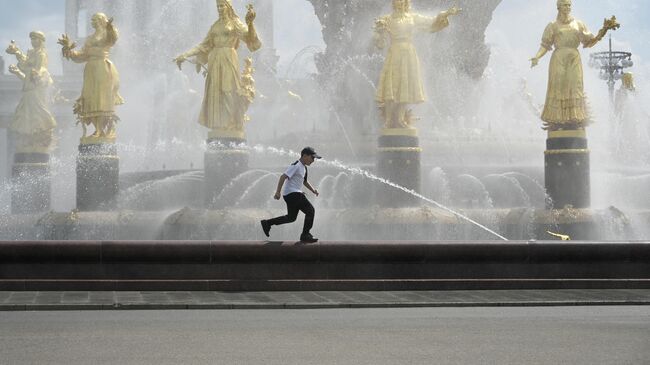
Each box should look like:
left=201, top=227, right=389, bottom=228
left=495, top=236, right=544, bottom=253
left=303, top=180, right=319, bottom=197
left=274, top=175, right=288, bottom=200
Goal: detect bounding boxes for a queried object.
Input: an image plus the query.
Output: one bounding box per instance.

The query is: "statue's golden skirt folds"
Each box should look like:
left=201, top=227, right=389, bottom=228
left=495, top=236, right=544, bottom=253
left=376, top=42, right=425, bottom=105
left=542, top=48, right=590, bottom=129
left=78, top=57, right=124, bottom=122
left=199, top=47, right=243, bottom=131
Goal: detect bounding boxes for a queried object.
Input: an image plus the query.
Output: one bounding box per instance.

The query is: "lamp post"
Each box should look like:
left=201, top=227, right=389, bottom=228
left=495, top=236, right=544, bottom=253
left=589, top=35, right=633, bottom=104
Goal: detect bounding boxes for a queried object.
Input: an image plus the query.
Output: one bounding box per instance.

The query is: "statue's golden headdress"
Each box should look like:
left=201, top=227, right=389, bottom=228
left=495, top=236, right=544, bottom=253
left=557, top=0, right=572, bottom=6
left=29, top=31, right=46, bottom=42
left=92, top=12, right=109, bottom=24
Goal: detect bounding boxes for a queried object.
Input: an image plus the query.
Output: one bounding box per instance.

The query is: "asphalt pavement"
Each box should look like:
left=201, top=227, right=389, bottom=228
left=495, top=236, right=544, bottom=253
left=1, top=306, right=648, bottom=364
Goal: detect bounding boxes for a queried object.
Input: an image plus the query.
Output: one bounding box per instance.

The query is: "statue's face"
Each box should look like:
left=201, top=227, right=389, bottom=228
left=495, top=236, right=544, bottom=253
left=558, top=2, right=572, bottom=16
left=91, top=15, right=105, bottom=29
left=217, top=1, right=227, bottom=17
left=393, top=0, right=408, bottom=13
left=30, top=37, right=42, bottom=48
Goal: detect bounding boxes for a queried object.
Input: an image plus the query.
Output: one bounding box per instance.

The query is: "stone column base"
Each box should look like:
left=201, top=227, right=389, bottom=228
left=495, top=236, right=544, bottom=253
left=545, top=129, right=590, bottom=209
left=376, top=128, right=422, bottom=208
left=77, top=143, right=119, bottom=211
left=11, top=153, right=51, bottom=214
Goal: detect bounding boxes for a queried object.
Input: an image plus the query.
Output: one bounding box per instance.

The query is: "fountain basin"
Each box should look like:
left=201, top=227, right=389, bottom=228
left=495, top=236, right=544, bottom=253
left=1, top=240, right=648, bottom=291
left=0, top=206, right=637, bottom=241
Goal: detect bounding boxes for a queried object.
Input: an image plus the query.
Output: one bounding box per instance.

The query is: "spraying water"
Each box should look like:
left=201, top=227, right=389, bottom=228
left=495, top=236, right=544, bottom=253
left=233, top=143, right=509, bottom=240
left=322, top=159, right=510, bottom=241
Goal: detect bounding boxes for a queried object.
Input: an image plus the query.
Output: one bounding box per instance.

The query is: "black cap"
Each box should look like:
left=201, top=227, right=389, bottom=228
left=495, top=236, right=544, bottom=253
left=301, top=147, right=322, bottom=159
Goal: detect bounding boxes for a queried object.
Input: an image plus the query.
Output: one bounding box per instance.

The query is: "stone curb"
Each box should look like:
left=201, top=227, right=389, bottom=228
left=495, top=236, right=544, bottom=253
left=2, top=300, right=649, bottom=311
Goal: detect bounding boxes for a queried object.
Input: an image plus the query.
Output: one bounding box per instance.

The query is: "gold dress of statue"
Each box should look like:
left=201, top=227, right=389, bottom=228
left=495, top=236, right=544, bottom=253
left=530, top=0, right=619, bottom=131
left=5, top=32, right=57, bottom=153
left=58, top=13, right=124, bottom=143
left=174, top=0, right=261, bottom=140
left=374, top=0, right=460, bottom=129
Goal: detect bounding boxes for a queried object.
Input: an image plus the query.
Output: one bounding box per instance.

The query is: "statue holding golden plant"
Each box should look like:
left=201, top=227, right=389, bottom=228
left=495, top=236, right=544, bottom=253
left=58, top=13, right=124, bottom=143
left=5, top=32, right=57, bottom=152
left=174, top=0, right=261, bottom=140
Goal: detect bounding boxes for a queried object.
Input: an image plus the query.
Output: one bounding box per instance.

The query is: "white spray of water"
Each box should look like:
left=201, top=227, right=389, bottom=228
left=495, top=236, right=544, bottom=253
left=321, top=159, right=509, bottom=241
left=224, top=142, right=510, bottom=241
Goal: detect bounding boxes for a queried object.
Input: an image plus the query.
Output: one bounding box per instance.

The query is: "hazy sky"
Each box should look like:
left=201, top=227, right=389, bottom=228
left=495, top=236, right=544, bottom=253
left=0, top=0, right=648, bottom=76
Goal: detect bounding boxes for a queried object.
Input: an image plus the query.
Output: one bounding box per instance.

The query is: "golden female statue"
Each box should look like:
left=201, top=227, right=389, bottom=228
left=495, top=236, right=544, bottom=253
left=5, top=32, right=57, bottom=152
left=174, top=0, right=261, bottom=139
left=530, top=0, right=619, bottom=131
left=374, top=0, right=460, bottom=129
left=58, top=13, right=124, bottom=142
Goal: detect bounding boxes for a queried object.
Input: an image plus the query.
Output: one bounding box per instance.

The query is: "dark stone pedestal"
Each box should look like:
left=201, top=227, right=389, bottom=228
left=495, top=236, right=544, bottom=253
left=11, top=153, right=51, bottom=214
left=545, top=130, right=590, bottom=209
left=376, top=129, right=422, bottom=207
left=76, top=143, right=119, bottom=211
left=205, top=137, right=249, bottom=208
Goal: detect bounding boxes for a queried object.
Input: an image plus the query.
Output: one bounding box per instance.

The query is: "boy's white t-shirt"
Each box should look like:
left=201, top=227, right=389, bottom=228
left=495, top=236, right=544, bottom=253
left=283, top=161, right=306, bottom=196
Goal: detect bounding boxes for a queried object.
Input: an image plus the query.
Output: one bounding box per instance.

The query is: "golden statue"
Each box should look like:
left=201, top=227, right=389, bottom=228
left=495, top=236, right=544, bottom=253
left=174, top=0, right=261, bottom=140
left=615, top=72, right=635, bottom=119
left=613, top=72, right=642, bottom=161
left=374, top=0, right=461, bottom=129
left=5, top=32, right=57, bottom=153
left=530, top=0, right=619, bottom=131
left=239, top=57, right=256, bottom=124
left=58, top=13, right=124, bottom=143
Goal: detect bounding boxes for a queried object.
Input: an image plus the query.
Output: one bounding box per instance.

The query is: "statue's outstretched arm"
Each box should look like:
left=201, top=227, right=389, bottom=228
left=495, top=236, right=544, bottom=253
left=67, top=49, right=88, bottom=63
left=530, top=47, right=549, bottom=68
left=243, top=5, right=261, bottom=52
left=8, top=64, right=25, bottom=81
left=431, top=6, right=461, bottom=33
left=174, top=44, right=209, bottom=73
left=58, top=34, right=87, bottom=63
left=174, top=28, right=213, bottom=71
left=373, top=17, right=388, bottom=49
left=531, top=23, right=554, bottom=68
left=5, top=41, right=27, bottom=63
left=105, top=18, right=119, bottom=47
left=6, top=41, right=27, bottom=80
left=583, top=16, right=620, bottom=48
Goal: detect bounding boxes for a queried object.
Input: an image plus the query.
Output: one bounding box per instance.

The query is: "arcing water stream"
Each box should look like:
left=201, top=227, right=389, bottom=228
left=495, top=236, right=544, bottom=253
left=243, top=143, right=510, bottom=241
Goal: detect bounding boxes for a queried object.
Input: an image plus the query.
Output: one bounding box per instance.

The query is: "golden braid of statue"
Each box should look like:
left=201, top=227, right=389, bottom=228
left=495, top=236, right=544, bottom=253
left=530, top=0, right=619, bottom=131
left=5, top=32, right=57, bottom=153
left=374, top=0, right=461, bottom=129
left=173, top=0, right=262, bottom=140
left=58, top=13, right=124, bottom=144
